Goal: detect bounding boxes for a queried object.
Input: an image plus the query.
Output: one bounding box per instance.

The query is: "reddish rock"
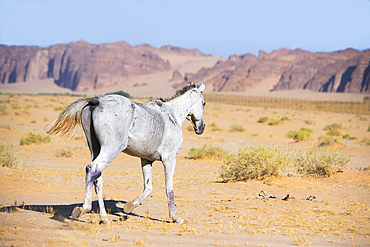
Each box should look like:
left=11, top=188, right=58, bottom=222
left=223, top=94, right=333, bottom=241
left=168, top=69, right=182, bottom=82
left=159, top=45, right=206, bottom=56
left=177, top=48, right=370, bottom=93
left=0, top=41, right=171, bottom=91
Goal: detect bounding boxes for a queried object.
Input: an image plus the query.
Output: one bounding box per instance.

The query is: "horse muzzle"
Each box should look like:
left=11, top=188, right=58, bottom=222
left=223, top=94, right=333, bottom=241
left=194, top=120, right=205, bottom=135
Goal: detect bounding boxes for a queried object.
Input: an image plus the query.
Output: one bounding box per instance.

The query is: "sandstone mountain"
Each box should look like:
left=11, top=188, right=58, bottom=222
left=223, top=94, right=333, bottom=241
left=0, top=41, right=206, bottom=92
left=179, top=48, right=370, bottom=93
left=1, top=41, right=369, bottom=94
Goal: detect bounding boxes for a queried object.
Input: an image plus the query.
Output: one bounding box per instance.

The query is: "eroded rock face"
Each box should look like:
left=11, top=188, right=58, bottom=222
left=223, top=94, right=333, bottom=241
left=179, top=48, right=370, bottom=93
left=0, top=41, right=172, bottom=91
left=1, top=41, right=369, bottom=94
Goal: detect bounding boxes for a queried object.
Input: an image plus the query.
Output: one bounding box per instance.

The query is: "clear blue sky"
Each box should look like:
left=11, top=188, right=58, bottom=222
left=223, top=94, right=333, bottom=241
left=0, top=0, right=369, bottom=57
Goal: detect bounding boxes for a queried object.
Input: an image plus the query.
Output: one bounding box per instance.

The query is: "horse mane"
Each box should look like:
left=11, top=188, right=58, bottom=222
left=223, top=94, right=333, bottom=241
left=160, top=83, right=197, bottom=102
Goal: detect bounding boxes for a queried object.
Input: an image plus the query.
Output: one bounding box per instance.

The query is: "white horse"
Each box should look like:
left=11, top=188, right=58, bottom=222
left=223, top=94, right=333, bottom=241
left=46, top=82, right=206, bottom=224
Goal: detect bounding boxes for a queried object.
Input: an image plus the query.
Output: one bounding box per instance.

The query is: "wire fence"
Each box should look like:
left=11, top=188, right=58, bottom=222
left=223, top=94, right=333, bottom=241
left=204, top=93, right=370, bottom=115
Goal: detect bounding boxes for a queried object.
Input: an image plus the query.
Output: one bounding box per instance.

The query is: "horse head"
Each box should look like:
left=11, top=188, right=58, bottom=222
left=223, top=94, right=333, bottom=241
left=186, top=82, right=206, bottom=135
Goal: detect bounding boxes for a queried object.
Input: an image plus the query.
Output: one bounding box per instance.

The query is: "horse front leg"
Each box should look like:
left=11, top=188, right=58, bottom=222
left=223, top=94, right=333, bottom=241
left=162, top=156, right=184, bottom=223
left=124, top=158, right=153, bottom=214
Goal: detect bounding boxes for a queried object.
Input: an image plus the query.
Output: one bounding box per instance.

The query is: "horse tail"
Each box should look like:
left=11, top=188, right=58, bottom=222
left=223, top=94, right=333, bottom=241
left=46, top=97, right=100, bottom=138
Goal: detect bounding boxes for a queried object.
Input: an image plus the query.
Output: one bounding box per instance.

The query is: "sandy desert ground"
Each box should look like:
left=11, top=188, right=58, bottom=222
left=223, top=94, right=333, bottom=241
left=0, top=92, right=370, bottom=246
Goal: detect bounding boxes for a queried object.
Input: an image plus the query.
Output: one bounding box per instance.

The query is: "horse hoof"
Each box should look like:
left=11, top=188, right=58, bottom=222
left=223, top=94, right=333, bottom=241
left=71, top=206, right=83, bottom=219
left=123, top=202, right=134, bottom=214
left=100, top=218, right=110, bottom=225
left=175, top=218, right=184, bottom=224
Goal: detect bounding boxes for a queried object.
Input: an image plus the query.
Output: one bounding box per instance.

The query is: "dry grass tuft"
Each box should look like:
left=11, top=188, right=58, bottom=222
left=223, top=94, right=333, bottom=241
left=0, top=140, right=18, bottom=168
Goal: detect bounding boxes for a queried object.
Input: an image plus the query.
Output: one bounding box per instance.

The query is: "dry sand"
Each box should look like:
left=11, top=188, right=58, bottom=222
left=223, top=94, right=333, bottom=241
left=1, top=92, right=370, bottom=246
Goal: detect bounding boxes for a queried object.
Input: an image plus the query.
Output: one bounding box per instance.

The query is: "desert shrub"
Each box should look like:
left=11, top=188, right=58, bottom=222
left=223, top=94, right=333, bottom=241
left=0, top=123, right=11, bottom=130
left=54, top=106, right=65, bottom=111
left=294, top=128, right=313, bottom=142
left=318, top=135, right=337, bottom=146
left=20, top=132, right=51, bottom=145
left=0, top=140, right=18, bottom=168
left=0, top=105, right=9, bottom=115
left=257, top=117, right=269, bottom=123
left=368, top=124, right=370, bottom=132
left=188, top=144, right=228, bottom=160
left=326, top=129, right=342, bottom=136
left=11, top=103, right=21, bottom=110
left=24, top=104, right=32, bottom=110
left=268, top=119, right=282, bottom=126
left=295, top=148, right=350, bottom=177
left=286, top=130, right=297, bottom=138
left=220, top=146, right=350, bottom=181
left=186, top=125, right=193, bottom=131
left=361, top=138, right=370, bottom=146
left=55, top=147, right=73, bottom=158
left=281, top=116, right=291, bottom=121
left=220, top=146, right=292, bottom=182
left=210, top=122, right=222, bottom=132
left=107, top=91, right=131, bottom=98
left=325, top=123, right=342, bottom=131
left=342, top=134, right=357, bottom=140
left=229, top=124, right=245, bottom=132
left=304, top=120, right=314, bottom=125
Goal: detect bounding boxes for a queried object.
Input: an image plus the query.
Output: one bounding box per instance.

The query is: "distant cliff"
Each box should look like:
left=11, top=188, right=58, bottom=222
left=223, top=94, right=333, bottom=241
left=1, top=41, right=369, bottom=93
left=0, top=41, right=176, bottom=91
left=179, top=48, right=370, bottom=93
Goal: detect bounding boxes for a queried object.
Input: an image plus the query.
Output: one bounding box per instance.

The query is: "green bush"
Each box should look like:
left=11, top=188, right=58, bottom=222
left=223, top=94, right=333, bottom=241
left=210, top=122, right=222, bottom=132
left=186, top=125, right=193, bottom=131
left=318, top=135, right=336, bottom=146
left=229, top=124, right=245, bottom=132
left=281, top=116, right=291, bottom=121
left=326, top=129, right=342, bottom=136
left=11, top=103, right=21, bottom=110
left=304, top=120, right=314, bottom=125
left=220, top=146, right=292, bottom=181
left=107, top=91, right=131, bottom=98
left=293, top=128, right=313, bottom=142
left=55, top=147, right=73, bottom=158
left=257, top=117, right=269, bottom=123
left=286, top=130, right=297, bottom=138
left=361, top=138, right=370, bottom=146
left=342, top=134, right=357, bottom=140
left=0, top=140, right=17, bottom=168
left=300, top=127, right=313, bottom=133
left=220, top=146, right=350, bottom=182
left=54, top=106, right=65, bottom=111
left=188, top=144, right=228, bottom=160
left=268, top=119, right=282, bottom=126
left=0, top=105, right=9, bottom=116
left=367, top=124, right=370, bottom=132
left=20, top=132, right=51, bottom=145
left=325, top=123, right=342, bottom=131
left=295, top=148, right=350, bottom=177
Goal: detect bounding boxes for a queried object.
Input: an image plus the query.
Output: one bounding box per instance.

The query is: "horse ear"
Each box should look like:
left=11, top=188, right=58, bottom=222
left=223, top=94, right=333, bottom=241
left=198, top=82, right=205, bottom=93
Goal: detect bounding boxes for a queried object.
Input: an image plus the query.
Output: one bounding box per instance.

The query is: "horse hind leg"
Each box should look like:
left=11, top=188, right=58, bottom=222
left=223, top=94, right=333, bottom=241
left=124, top=158, right=153, bottom=214
left=71, top=150, right=117, bottom=221
left=94, top=175, right=110, bottom=224
left=71, top=104, right=101, bottom=220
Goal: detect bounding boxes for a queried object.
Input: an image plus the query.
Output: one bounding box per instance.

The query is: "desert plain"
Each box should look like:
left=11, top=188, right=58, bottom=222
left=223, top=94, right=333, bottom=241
left=0, top=91, right=369, bottom=247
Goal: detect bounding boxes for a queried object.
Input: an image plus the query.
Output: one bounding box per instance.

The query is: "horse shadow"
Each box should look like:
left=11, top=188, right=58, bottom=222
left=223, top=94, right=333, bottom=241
left=0, top=200, right=172, bottom=224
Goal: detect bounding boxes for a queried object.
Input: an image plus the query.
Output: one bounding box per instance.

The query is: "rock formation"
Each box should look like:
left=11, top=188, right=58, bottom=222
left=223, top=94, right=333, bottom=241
left=179, top=48, right=370, bottom=93
left=1, top=41, right=369, bottom=94
left=0, top=41, right=172, bottom=91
